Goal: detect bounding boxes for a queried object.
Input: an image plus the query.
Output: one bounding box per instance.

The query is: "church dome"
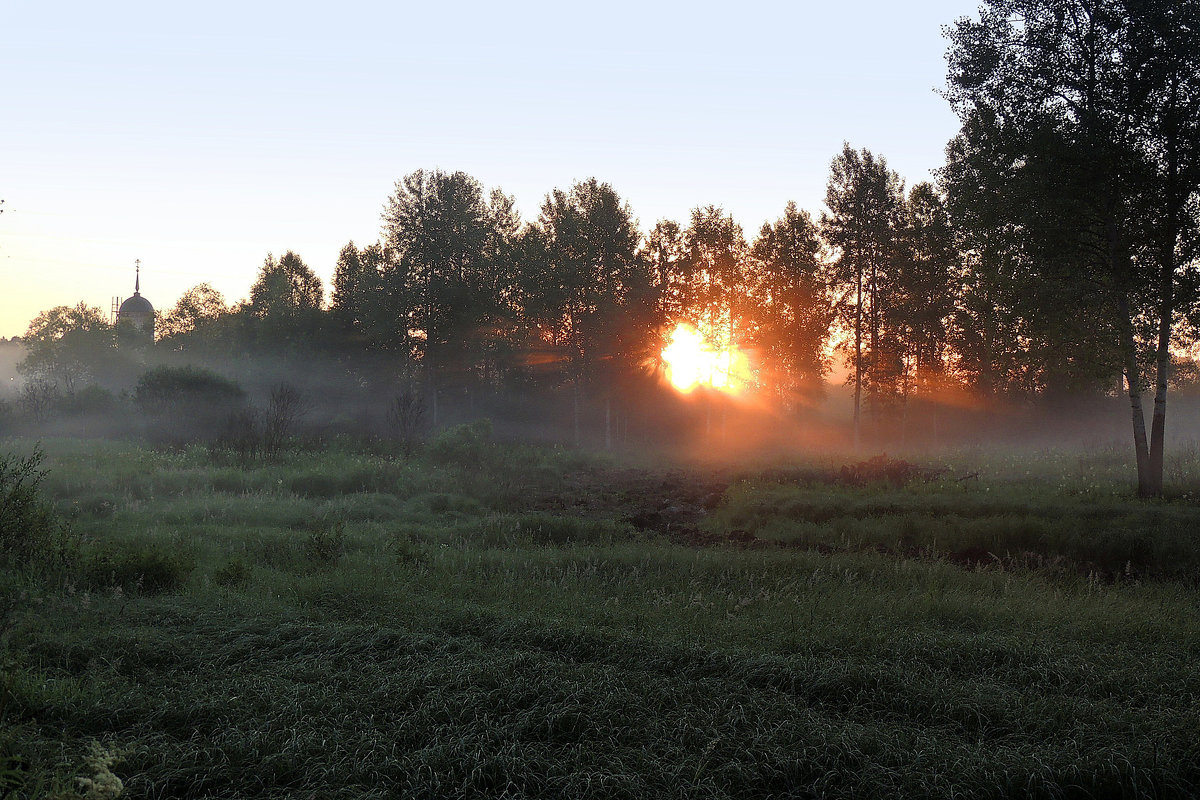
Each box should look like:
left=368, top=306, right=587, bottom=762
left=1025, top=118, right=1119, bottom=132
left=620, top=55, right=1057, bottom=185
left=119, top=293, right=154, bottom=314
left=117, top=261, right=155, bottom=341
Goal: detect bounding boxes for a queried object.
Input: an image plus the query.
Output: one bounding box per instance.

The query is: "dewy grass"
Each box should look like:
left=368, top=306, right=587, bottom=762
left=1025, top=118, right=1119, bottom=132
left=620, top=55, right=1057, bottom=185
left=3, top=437, right=1200, bottom=797
left=710, top=477, right=1200, bottom=578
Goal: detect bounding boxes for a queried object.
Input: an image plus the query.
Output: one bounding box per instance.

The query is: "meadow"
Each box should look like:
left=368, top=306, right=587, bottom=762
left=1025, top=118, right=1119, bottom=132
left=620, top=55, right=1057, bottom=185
left=3, top=430, right=1200, bottom=798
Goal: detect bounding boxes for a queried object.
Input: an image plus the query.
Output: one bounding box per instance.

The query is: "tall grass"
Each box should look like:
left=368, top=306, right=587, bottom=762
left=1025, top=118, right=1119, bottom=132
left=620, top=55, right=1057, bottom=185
left=3, top=437, right=1200, bottom=797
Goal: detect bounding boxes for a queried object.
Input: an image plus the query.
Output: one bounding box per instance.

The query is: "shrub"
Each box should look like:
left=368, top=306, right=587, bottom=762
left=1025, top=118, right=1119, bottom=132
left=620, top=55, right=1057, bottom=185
left=0, top=399, right=15, bottom=435
left=82, top=544, right=193, bottom=595
left=17, top=378, right=61, bottom=424
left=212, top=407, right=263, bottom=465
left=74, top=741, right=125, bottom=800
left=56, top=385, right=119, bottom=417
left=0, top=448, right=76, bottom=569
left=134, top=365, right=244, bottom=412
left=263, top=382, right=309, bottom=459
left=133, top=366, right=246, bottom=446
left=387, top=388, right=427, bottom=456
left=427, top=419, right=494, bottom=466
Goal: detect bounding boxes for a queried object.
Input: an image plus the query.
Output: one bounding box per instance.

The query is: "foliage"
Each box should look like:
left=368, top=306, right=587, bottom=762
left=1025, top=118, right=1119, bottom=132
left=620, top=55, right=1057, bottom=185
left=249, top=251, right=324, bottom=316
left=386, top=387, right=427, bottom=456
left=892, top=182, right=958, bottom=392
left=134, top=366, right=244, bottom=414
left=330, top=241, right=393, bottom=351
left=262, top=382, right=308, bottom=459
left=17, top=304, right=129, bottom=393
left=75, top=741, right=125, bottom=799
left=56, top=385, right=120, bottom=418
left=212, top=407, right=263, bottom=466
left=157, top=282, right=230, bottom=344
left=943, top=0, right=1200, bottom=495
left=380, top=169, right=517, bottom=374
left=821, top=144, right=907, bottom=425
left=213, top=555, right=252, bottom=587
left=0, top=448, right=74, bottom=569
left=0, top=399, right=14, bottom=436
left=750, top=201, right=835, bottom=400
left=330, top=241, right=377, bottom=336
left=133, top=365, right=247, bottom=445
left=426, top=419, right=495, bottom=466
left=534, top=179, right=650, bottom=375
left=17, top=378, right=61, bottom=424
left=246, top=251, right=326, bottom=351
left=203, top=383, right=307, bottom=463
left=642, top=218, right=689, bottom=320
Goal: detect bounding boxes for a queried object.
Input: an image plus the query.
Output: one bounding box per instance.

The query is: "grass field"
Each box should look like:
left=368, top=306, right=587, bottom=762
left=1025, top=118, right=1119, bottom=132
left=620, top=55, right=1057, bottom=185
left=3, top=431, right=1200, bottom=798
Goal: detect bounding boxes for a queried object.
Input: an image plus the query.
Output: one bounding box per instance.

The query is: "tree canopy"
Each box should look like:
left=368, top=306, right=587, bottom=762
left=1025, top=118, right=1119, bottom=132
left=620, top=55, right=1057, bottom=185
left=944, top=0, right=1200, bottom=495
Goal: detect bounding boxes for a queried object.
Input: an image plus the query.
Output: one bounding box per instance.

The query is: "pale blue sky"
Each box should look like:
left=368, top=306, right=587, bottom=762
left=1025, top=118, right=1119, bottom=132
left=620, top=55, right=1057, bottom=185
left=0, top=0, right=977, bottom=338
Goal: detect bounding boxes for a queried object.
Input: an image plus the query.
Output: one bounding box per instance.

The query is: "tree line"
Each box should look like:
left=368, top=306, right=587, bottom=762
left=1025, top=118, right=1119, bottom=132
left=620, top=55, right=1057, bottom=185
left=150, top=164, right=963, bottom=420
left=14, top=0, right=1200, bottom=495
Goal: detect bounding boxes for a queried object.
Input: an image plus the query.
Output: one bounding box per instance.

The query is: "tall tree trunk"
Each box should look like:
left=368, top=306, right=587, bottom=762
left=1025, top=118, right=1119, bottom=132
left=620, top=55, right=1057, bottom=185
left=1149, top=87, right=1182, bottom=498
left=980, top=286, right=995, bottom=397
left=1117, top=291, right=1152, bottom=496
left=854, top=255, right=863, bottom=452
left=869, top=254, right=879, bottom=414
left=1148, top=299, right=1171, bottom=497
left=604, top=395, right=611, bottom=451
left=1148, top=239, right=1176, bottom=497
left=572, top=379, right=580, bottom=447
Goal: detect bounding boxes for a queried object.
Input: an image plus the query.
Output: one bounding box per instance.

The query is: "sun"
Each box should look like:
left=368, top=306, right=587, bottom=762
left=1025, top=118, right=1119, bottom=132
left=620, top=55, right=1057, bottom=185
left=661, top=323, right=750, bottom=394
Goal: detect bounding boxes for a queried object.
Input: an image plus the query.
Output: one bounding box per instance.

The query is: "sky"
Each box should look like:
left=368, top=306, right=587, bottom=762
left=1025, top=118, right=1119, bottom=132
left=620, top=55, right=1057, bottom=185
left=0, top=0, right=979, bottom=339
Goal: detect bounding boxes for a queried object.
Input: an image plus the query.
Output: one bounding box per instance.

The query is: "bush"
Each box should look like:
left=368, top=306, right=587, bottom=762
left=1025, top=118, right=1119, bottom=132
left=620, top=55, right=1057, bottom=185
left=387, top=388, right=427, bottom=456
left=263, top=382, right=309, bottom=459
left=134, top=365, right=244, bottom=411
left=17, top=378, right=61, bottom=424
left=82, top=544, right=193, bottom=594
left=212, top=407, right=263, bottom=466
left=0, top=448, right=76, bottom=569
left=134, top=366, right=246, bottom=445
left=427, top=419, right=494, bottom=466
left=0, top=399, right=15, bottom=436
left=57, top=385, right=119, bottom=417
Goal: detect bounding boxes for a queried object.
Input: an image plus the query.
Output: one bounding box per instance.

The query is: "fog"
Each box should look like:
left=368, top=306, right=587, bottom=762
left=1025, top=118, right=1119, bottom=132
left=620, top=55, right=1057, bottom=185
left=5, top=337, right=1200, bottom=483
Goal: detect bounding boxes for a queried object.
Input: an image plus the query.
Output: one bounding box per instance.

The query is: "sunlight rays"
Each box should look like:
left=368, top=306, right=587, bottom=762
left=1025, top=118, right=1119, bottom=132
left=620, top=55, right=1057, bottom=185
left=661, top=323, right=751, bottom=395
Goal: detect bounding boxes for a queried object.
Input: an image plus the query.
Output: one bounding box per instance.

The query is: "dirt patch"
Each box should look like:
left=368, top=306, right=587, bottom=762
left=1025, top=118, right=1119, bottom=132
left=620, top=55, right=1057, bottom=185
left=518, top=460, right=1149, bottom=582
left=523, top=465, right=727, bottom=538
